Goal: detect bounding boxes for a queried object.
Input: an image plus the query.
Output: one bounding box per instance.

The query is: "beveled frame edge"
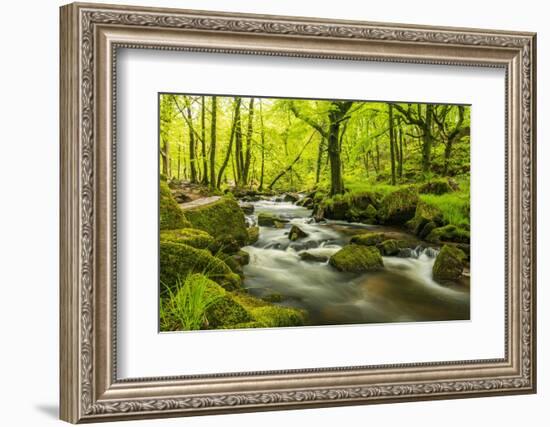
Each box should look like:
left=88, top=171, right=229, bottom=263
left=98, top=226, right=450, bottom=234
left=59, top=2, right=537, bottom=423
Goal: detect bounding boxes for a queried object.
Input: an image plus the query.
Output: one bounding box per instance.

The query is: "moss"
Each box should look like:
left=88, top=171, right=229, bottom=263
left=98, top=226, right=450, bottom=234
left=159, top=180, right=191, bottom=230
left=406, top=200, right=444, bottom=236
left=350, top=232, right=385, bottom=246
left=262, top=293, right=284, bottom=303
left=257, top=212, right=289, bottom=227
left=418, top=221, right=437, bottom=240
left=160, top=241, right=241, bottom=293
left=433, top=245, right=465, bottom=281
left=247, top=226, right=260, bottom=245
left=379, top=186, right=419, bottom=225
left=234, top=250, right=250, bottom=266
left=288, top=225, right=308, bottom=241
left=159, top=228, right=215, bottom=250
left=183, top=197, right=248, bottom=252
left=299, top=252, right=329, bottom=262
left=202, top=280, right=252, bottom=328
left=426, top=224, right=470, bottom=244
left=329, top=244, right=384, bottom=272
left=377, top=239, right=400, bottom=256
left=419, top=179, right=453, bottom=195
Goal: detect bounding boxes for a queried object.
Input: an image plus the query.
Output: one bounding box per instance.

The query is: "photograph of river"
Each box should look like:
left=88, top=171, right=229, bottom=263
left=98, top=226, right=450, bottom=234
left=158, top=93, right=471, bottom=332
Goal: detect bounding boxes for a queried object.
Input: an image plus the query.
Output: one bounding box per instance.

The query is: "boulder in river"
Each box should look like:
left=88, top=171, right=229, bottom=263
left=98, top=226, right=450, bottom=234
left=432, top=244, right=465, bottom=281
left=283, top=193, right=300, bottom=203
left=350, top=231, right=385, bottom=246
left=288, top=225, right=309, bottom=241
left=182, top=196, right=249, bottom=253
left=406, top=200, right=444, bottom=236
left=379, top=186, right=419, bottom=225
left=240, top=203, right=255, bottom=215
left=247, top=226, right=260, bottom=245
left=257, top=212, right=289, bottom=227
left=299, top=252, right=329, bottom=263
left=329, top=244, right=384, bottom=272
left=377, top=239, right=400, bottom=256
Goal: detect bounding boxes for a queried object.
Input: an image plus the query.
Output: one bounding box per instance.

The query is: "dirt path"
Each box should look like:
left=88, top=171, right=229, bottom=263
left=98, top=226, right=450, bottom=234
left=179, top=196, right=221, bottom=210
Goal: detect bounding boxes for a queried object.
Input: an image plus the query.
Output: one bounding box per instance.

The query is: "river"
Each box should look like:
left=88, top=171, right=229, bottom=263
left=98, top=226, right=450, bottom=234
left=242, top=198, right=470, bottom=326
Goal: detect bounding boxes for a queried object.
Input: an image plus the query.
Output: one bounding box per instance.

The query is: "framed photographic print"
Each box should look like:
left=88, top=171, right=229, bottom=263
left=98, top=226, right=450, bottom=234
left=60, top=2, right=537, bottom=423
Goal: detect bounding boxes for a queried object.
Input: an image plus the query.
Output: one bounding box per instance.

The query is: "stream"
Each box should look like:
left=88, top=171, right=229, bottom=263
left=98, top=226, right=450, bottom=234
left=242, top=198, right=470, bottom=326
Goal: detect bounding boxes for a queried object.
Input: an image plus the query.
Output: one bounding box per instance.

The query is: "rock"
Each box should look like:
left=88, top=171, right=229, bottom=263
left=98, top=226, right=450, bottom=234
left=159, top=241, right=241, bottom=292
left=202, top=277, right=253, bottom=328
left=322, top=199, right=350, bottom=220
left=274, top=221, right=287, bottom=229
left=172, top=189, right=192, bottom=203
left=160, top=181, right=192, bottom=230
left=379, top=187, right=419, bottom=225
left=297, top=197, right=314, bottom=208
left=257, top=212, right=289, bottom=227
left=432, top=245, right=465, bottom=281
left=240, top=203, right=255, bottom=215
left=350, top=232, right=385, bottom=246
left=419, top=179, right=453, bottom=195
left=182, top=197, right=249, bottom=253
left=241, top=195, right=261, bottom=202
left=283, top=193, right=300, bottom=203
left=299, top=252, right=329, bottom=263
left=329, top=245, right=384, bottom=272
left=426, top=224, right=470, bottom=244
left=406, top=201, right=444, bottom=236
left=231, top=292, right=307, bottom=328
left=377, top=239, right=400, bottom=256
left=261, top=293, right=284, bottom=303
left=160, top=228, right=215, bottom=250
left=247, top=226, right=260, bottom=245
left=418, top=221, right=437, bottom=240
left=288, top=225, right=309, bottom=241
left=233, top=250, right=250, bottom=266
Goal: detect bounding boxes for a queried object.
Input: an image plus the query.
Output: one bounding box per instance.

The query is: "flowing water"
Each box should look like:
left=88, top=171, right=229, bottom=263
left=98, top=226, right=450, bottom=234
left=242, top=198, right=470, bottom=326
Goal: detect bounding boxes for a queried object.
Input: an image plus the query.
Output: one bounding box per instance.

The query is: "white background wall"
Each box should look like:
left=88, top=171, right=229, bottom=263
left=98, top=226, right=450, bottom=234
left=0, top=0, right=545, bottom=425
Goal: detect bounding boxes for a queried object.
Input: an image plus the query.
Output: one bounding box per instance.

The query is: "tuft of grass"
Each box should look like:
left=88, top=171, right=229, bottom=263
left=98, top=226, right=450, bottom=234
left=419, top=192, right=470, bottom=228
left=160, top=274, right=222, bottom=331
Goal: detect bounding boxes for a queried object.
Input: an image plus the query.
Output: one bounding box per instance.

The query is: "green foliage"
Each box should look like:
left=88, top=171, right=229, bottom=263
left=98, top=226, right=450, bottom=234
left=329, top=245, right=384, bottom=272
left=160, top=274, right=223, bottom=331
left=159, top=228, right=215, bottom=250
left=419, top=192, right=470, bottom=228
left=378, top=186, right=419, bottom=225
left=159, top=181, right=191, bottom=230
left=426, top=224, right=470, bottom=244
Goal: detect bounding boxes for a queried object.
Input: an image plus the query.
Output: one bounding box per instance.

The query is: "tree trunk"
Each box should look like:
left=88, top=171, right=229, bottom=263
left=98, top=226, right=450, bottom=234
left=160, top=137, right=169, bottom=177
left=327, top=119, right=344, bottom=195
left=315, top=137, right=325, bottom=185
left=234, top=97, right=243, bottom=186
left=177, top=142, right=182, bottom=180
left=209, top=96, right=217, bottom=187
left=242, top=98, right=254, bottom=186
left=184, top=102, right=197, bottom=183
left=258, top=100, right=266, bottom=191
left=388, top=104, right=396, bottom=185
left=398, top=124, right=404, bottom=178
left=200, top=96, right=208, bottom=185
left=217, top=98, right=241, bottom=189
left=422, top=104, right=434, bottom=173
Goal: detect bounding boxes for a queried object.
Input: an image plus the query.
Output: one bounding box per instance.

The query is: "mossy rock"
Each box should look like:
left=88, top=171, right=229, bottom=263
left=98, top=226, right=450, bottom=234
left=203, top=280, right=252, bottom=328
left=377, top=239, right=400, bottom=256
left=232, top=292, right=307, bottom=328
left=406, top=201, right=444, bottom=236
left=379, top=187, right=419, bottom=225
left=240, top=203, right=255, bottom=215
left=329, top=244, right=384, bottom=272
left=262, top=293, right=284, bottom=303
left=183, top=197, right=248, bottom=252
left=419, top=179, right=453, bottom=195
left=159, top=180, right=191, bottom=230
left=247, top=226, right=260, bottom=245
left=432, top=245, right=465, bottom=281
left=257, top=212, right=289, bottom=227
left=160, top=241, right=241, bottom=293
left=159, top=228, right=215, bottom=250
left=299, top=251, right=329, bottom=263
left=289, top=225, right=308, bottom=241
left=426, top=224, right=470, bottom=244
left=350, top=232, right=385, bottom=246
left=233, top=250, right=250, bottom=266
left=216, top=253, right=244, bottom=277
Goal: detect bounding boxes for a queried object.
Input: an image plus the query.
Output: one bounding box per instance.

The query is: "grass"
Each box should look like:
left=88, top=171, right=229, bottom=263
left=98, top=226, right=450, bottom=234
left=160, top=274, right=222, bottom=331
left=419, top=192, right=470, bottom=228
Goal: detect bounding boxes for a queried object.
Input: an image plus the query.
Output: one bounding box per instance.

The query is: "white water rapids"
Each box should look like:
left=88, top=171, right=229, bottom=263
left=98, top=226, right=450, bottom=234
left=242, top=199, right=470, bottom=326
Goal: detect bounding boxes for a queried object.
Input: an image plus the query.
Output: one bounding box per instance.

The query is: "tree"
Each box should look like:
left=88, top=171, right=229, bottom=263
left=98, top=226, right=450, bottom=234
left=217, top=97, right=241, bottom=189
left=388, top=103, right=396, bottom=185
left=200, top=96, right=208, bottom=185
left=209, top=96, right=217, bottom=187
left=242, top=98, right=255, bottom=186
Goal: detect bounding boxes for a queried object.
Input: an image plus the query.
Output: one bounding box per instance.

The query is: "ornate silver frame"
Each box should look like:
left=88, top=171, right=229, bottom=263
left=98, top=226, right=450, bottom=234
left=60, top=2, right=537, bottom=423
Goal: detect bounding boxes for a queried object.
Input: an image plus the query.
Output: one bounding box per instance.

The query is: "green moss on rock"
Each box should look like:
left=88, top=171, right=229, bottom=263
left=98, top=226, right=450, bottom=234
left=350, top=232, right=385, bottom=246
left=160, top=181, right=191, bottom=230
left=160, top=241, right=241, bottom=292
left=377, top=239, right=400, bottom=256
left=379, top=186, right=419, bottom=225
left=289, top=225, right=308, bottom=241
left=432, top=245, right=465, bottom=281
left=406, top=201, right=444, bottom=236
left=203, top=280, right=252, bottom=328
left=247, top=226, right=260, bottom=245
left=419, top=179, right=453, bottom=195
left=257, top=212, right=289, bottom=227
left=426, top=224, right=470, bottom=244
left=232, top=293, right=307, bottom=328
left=159, top=228, right=215, bottom=250
left=183, top=197, right=248, bottom=252
left=329, top=245, right=384, bottom=272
